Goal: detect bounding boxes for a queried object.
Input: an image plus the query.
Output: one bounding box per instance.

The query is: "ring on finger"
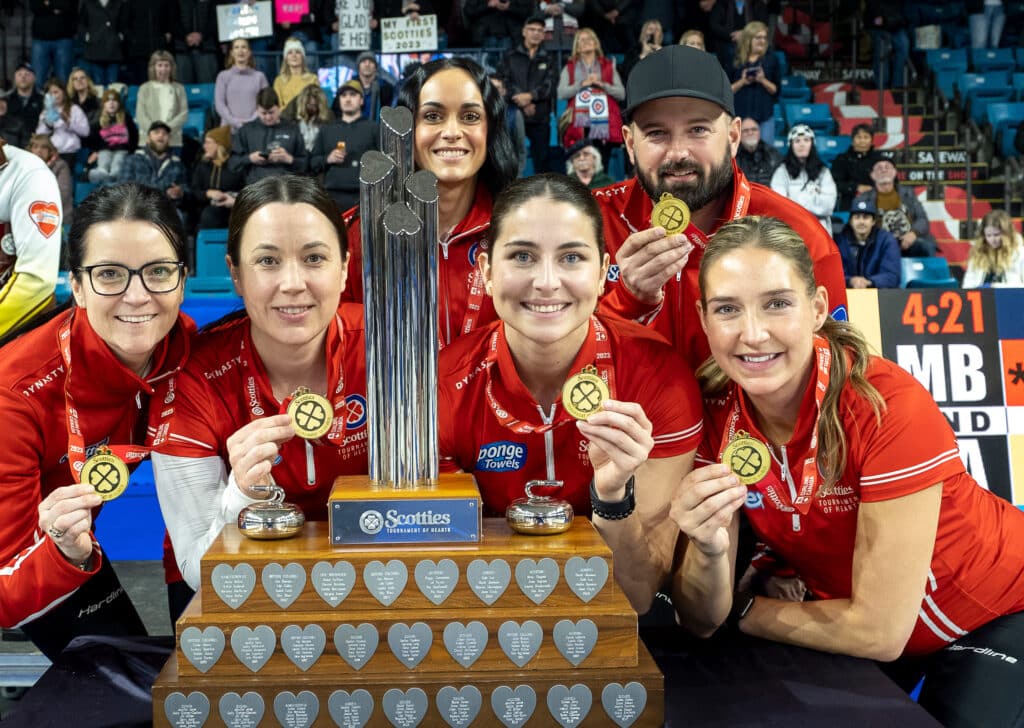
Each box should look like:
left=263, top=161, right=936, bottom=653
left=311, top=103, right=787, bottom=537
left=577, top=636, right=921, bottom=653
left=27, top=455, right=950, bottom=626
left=48, top=525, right=66, bottom=540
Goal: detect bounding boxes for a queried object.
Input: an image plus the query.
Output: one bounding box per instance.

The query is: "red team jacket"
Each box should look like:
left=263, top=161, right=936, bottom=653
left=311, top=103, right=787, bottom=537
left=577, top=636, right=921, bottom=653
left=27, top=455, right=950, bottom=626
left=438, top=315, right=704, bottom=517
left=157, top=304, right=369, bottom=521
left=698, top=356, right=1024, bottom=656
left=0, top=308, right=192, bottom=626
left=593, top=163, right=849, bottom=371
left=341, top=184, right=497, bottom=346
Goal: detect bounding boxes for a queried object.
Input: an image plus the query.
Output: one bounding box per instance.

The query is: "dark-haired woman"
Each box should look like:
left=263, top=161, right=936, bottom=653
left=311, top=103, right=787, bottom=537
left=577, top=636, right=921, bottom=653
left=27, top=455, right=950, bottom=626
left=770, top=124, right=837, bottom=234
left=0, top=183, right=193, bottom=659
left=830, top=123, right=882, bottom=212
left=438, top=174, right=703, bottom=613
left=153, top=176, right=367, bottom=611
left=671, top=216, right=1024, bottom=726
left=341, top=56, right=518, bottom=347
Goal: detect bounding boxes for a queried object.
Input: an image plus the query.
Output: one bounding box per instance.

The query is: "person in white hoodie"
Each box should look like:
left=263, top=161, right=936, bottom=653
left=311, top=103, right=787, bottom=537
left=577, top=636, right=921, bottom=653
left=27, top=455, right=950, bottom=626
left=770, top=123, right=837, bottom=235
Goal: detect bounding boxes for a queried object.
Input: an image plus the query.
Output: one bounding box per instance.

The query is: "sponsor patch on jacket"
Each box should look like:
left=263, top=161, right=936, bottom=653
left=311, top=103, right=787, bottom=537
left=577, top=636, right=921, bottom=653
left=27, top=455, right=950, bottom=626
left=475, top=440, right=526, bottom=472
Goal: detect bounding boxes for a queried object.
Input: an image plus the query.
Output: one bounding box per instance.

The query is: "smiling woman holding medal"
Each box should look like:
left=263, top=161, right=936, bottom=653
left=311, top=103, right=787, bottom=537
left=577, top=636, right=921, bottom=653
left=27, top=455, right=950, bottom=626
left=0, top=183, right=192, bottom=659
left=152, top=175, right=367, bottom=610
left=438, top=174, right=703, bottom=614
left=670, top=216, right=1024, bottom=726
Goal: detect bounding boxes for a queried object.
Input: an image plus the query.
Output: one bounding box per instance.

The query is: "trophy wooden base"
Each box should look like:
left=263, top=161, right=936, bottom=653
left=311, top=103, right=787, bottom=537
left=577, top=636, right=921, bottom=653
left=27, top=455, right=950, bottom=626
left=328, top=473, right=482, bottom=545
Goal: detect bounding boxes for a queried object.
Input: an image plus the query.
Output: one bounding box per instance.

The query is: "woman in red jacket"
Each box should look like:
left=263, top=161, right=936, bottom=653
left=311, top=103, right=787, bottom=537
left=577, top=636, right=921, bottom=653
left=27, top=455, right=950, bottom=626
left=0, top=183, right=192, bottom=659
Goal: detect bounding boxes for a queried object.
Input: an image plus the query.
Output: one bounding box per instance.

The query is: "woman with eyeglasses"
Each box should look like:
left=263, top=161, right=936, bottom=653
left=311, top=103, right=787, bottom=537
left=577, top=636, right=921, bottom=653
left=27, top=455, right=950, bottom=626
left=0, top=183, right=192, bottom=660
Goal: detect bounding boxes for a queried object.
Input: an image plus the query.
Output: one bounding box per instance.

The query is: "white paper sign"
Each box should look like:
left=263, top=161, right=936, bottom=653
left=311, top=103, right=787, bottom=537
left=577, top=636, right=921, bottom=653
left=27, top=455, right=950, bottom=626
left=216, top=2, right=274, bottom=42
left=381, top=14, right=438, bottom=53
left=337, top=0, right=372, bottom=51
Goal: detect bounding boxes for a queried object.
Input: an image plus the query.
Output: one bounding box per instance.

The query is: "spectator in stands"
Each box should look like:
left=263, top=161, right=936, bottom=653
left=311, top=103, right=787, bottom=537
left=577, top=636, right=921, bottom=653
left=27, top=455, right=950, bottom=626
left=865, top=0, right=909, bottom=88
left=273, top=38, right=319, bottom=112
left=191, top=125, right=244, bottom=230
left=67, top=68, right=101, bottom=122
left=173, top=0, right=221, bottom=85
left=968, top=0, right=1005, bottom=50
left=581, top=0, right=640, bottom=55
left=78, top=0, right=125, bottom=86
left=117, top=121, right=189, bottom=214
left=855, top=157, right=936, bottom=256
left=709, top=0, right=768, bottom=69
left=9, top=63, right=45, bottom=137
left=86, top=89, right=139, bottom=184
left=678, top=29, right=707, bottom=50
left=770, top=124, right=837, bottom=234
left=498, top=14, right=557, bottom=174
left=682, top=0, right=716, bottom=50
left=136, top=51, right=189, bottom=151
left=735, top=116, right=781, bottom=186
left=121, top=2, right=175, bottom=86
left=231, top=88, right=308, bottom=185
left=489, top=74, right=528, bottom=176
left=620, top=19, right=665, bottom=82
left=333, top=51, right=394, bottom=122
left=835, top=198, right=901, bottom=288
left=312, top=80, right=378, bottom=213
left=36, top=78, right=90, bottom=170
left=729, top=21, right=779, bottom=145
left=831, top=123, right=882, bottom=212
left=0, top=93, right=30, bottom=149
left=28, top=133, right=73, bottom=226
left=962, top=209, right=1024, bottom=287
left=292, top=84, right=331, bottom=154
left=29, top=0, right=76, bottom=90
left=537, top=0, right=584, bottom=49
left=273, top=0, right=330, bottom=56
left=463, top=0, right=533, bottom=49
left=642, top=1, right=678, bottom=44
left=215, top=39, right=270, bottom=131
left=558, top=27, right=625, bottom=169
left=566, top=140, right=614, bottom=188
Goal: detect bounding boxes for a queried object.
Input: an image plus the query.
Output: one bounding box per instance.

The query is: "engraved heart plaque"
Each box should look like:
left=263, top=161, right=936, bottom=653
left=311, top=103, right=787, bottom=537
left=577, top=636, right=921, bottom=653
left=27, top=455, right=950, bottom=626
left=230, top=625, right=276, bottom=672
left=414, top=558, right=459, bottom=605
left=364, top=559, right=408, bottom=606
left=382, top=687, right=428, bottom=728
left=387, top=622, right=433, bottom=669
left=552, top=618, right=597, bottom=667
left=218, top=692, right=265, bottom=728
left=211, top=563, right=256, bottom=609
left=311, top=560, right=356, bottom=607
left=442, top=621, right=488, bottom=668
left=334, top=623, right=379, bottom=670
left=546, top=684, right=592, bottom=728
left=164, top=691, right=210, bottom=728
left=490, top=685, right=537, bottom=728
left=273, top=690, right=319, bottom=728
left=436, top=686, right=482, bottom=728
left=328, top=689, right=374, bottom=728
left=497, top=620, right=542, bottom=668
left=466, top=558, right=510, bottom=606
left=261, top=562, right=306, bottom=608
left=564, top=556, right=609, bottom=603
left=514, top=558, right=559, bottom=605
left=601, top=682, right=648, bottom=728
left=180, top=626, right=224, bottom=673
left=281, top=624, right=326, bottom=671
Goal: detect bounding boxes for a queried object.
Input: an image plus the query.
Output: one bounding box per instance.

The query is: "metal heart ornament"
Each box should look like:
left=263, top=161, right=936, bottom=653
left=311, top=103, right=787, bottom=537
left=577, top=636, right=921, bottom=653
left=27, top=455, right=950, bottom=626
left=414, top=558, right=459, bottom=605
left=564, top=556, right=609, bottom=603
left=552, top=618, right=598, bottom=667
left=328, top=689, right=375, bottom=728
left=466, top=558, right=510, bottom=605
left=230, top=625, right=276, bottom=672
left=273, top=690, right=320, bottom=728
left=442, top=621, right=488, bottom=668
left=179, top=626, right=225, bottom=673
left=546, top=684, right=593, bottom=728
left=334, top=623, right=379, bottom=670
left=436, top=686, right=482, bottom=728
left=601, top=682, right=648, bottom=728
left=382, top=687, right=428, bottom=728
left=211, top=563, right=256, bottom=609
left=164, top=691, right=210, bottom=728
left=218, top=692, right=265, bottom=728
left=261, top=562, right=307, bottom=608
left=281, top=624, right=326, bottom=671
left=363, top=559, right=409, bottom=606
left=387, top=622, right=433, bottom=668
left=311, top=560, right=356, bottom=607
left=514, top=558, right=559, bottom=604
left=490, top=685, right=537, bottom=728
left=497, top=620, right=542, bottom=668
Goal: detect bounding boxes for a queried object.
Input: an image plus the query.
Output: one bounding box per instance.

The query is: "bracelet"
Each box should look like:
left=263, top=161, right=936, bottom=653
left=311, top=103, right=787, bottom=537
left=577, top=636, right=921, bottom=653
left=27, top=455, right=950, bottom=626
left=726, top=587, right=756, bottom=630
left=590, top=476, right=635, bottom=520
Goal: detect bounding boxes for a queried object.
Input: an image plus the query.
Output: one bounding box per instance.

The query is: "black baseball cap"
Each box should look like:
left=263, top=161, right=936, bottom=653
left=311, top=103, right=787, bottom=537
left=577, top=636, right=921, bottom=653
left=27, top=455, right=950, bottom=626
left=524, top=14, right=546, bottom=26
left=149, top=120, right=172, bottom=134
left=625, top=45, right=734, bottom=119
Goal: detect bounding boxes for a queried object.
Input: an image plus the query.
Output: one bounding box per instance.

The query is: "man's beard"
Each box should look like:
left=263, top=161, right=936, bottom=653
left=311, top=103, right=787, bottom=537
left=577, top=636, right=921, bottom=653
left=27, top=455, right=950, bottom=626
left=150, top=141, right=168, bottom=154
left=636, top=146, right=734, bottom=213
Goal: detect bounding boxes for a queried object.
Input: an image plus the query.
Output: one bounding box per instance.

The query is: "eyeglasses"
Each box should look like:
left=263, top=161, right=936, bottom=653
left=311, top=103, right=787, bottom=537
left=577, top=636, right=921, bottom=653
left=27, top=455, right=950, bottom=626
left=76, top=261, right=184, bottom=296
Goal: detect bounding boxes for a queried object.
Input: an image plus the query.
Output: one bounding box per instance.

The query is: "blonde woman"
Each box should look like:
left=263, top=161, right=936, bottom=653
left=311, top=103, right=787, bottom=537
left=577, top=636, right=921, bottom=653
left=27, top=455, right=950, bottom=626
left=136, top=51, right=189, bottom=148
left=273, top=38, right=319, bottom=111
left=557, top=28, right=625, bottom=165
left=292, top=83, right=330, bottom=153
left=729, top=21, right=779, bottom=144
left=963, top=209, right=1024, bottom=287
left=67, top=68, right=101, bottom=120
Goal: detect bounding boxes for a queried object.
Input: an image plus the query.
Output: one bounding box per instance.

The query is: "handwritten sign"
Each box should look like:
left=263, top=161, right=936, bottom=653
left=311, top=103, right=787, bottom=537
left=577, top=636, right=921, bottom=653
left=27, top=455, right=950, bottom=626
left=216, top=2, right=273, bottom=42
left=337, top=0, right=371, bottom=51
left=381, top=14, right=438, bottom=53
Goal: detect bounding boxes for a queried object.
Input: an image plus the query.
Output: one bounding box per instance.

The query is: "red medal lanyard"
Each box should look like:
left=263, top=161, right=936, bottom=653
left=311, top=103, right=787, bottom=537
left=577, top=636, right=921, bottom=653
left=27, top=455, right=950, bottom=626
left=718, top=335, right=832, bottom=515
left=483, top=316, right=616, bottom=435
left=673, top=173, right=752, bottom=252
left=240, top=315, right=348, bottom=442
left=59, top=314, right=156, bottom=480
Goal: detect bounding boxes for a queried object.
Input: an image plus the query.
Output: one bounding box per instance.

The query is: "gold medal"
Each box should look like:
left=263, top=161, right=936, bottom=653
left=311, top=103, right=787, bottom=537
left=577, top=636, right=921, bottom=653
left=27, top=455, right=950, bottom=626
left=721, top=430, right=771, bottom=485
left=81, top=446, right=130, bottom=501
left=562, top=365, right=610, bottom=420
left=651, top=192, right=691, bottom=234
left=286, top=388, right=334, bottom=440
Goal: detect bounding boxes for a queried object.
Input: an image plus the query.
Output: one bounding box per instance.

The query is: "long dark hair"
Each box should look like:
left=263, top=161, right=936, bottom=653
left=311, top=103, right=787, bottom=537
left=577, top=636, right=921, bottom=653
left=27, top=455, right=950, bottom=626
left=490, top=173, right=605, bottom=256
left=397, top=56, right=518, bottom=198
left=783, top=138, right=826, bottom=181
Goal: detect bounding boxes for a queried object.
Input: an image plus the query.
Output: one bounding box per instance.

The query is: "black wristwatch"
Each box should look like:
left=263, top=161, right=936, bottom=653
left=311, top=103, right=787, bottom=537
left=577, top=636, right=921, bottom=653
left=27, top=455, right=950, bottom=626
left=590, top=476, right=635, bottom=520
left=727, top=587, right=756, bottom=630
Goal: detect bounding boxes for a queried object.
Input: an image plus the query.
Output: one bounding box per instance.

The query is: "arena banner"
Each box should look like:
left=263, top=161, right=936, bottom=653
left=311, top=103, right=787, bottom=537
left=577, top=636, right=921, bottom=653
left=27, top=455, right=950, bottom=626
left=849, top=288, right=1024, bottom=506
left=336, top=0, right=371, bottom=51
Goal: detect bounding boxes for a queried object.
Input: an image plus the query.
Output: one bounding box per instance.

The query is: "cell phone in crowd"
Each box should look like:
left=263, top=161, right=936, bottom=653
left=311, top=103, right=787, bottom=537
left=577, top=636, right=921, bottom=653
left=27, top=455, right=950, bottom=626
left=646, top=34, right=655, bottom=44
left=746, top=66, right=760, bottom=79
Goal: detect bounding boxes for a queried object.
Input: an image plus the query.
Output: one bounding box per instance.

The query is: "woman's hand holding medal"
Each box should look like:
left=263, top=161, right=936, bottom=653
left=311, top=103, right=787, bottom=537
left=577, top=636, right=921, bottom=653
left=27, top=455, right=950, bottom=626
left=669, top=464, right=746, bottom=557
left=576, top=400, right=654, bottom=502
left=38, top=484, right=101, bottom=566
left=226, top=415, right=297, bottom=498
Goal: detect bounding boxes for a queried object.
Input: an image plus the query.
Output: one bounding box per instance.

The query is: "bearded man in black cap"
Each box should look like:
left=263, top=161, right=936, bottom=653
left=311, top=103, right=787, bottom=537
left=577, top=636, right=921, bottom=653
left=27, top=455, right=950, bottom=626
left=593, top=44, right=848, bottom=371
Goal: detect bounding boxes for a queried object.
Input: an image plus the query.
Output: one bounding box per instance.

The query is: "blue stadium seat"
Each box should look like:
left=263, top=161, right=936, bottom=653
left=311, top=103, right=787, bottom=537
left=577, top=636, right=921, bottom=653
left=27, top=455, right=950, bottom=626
left=970, top=48, right=1015, bottom=74
left=1016, top=48, right=1024, bottom=69
left=125, top=85, right=139, bottom=117
left=999, top=127, right=1019, bottom=158
left=772, top=137, right=786, bottom=152
left=958, top=72, right=1013, bottom=124
left=185, top=275, right=237, bottom=298
left=608, top=146, right=625, bottom=181
left=774, top=50, right=788, bottom=77
left=74, top=181, right=97, bottom=205
left=1013, top=73, right=1024, bottom=101
left=900, top=257, right=958, bottom=288
left=182, top=291, right=243, bottom=327
left=779, top=75, right=811, bottom=102
left=986, top=102, right=1024, bottom=136
left=816, top=135, right=850, bottom=164
left=783, top=103, right=835, bottom=135
left=183, top=108, right=207, bottom=140
left=934, top=69, right=961, bottom=101
left=185, top=83, right=216, bottom=110
left=54, top=271, right=72, bottom=304
left=195, top=228, right=230, bottom=278
left=925, top=48, right=968, bottom=74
